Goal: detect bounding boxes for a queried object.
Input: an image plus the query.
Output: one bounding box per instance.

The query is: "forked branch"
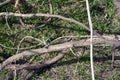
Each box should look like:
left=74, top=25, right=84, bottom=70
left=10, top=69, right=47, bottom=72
left=0, top=35, right=120, bottom=70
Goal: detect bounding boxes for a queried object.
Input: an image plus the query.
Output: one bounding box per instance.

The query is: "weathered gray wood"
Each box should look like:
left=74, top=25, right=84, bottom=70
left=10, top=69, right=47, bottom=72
left=114, top=0, right=120, bottom=17
left=0, top=0, right=11, bottom=7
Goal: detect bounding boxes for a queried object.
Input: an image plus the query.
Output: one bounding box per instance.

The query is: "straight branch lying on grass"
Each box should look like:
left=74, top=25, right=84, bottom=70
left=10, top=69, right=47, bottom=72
left=0, top=35, right=120, bottom=70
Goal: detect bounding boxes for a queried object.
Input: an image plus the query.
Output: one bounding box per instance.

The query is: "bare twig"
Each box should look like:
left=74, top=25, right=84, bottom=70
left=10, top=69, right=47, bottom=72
left=13, top=69, right=17, bottom=80
left=0, top=36, right=44, bottom=50
left=5, top=14, right=13, bottom=34
left=15, top=0, right=26, bottom=27
left=4, top=50, right=67, bottom=70
left=0, top=0, right=11, bottom=7
left=0, top=13, right=117, bottom=46
left=0, top=36, right=120, bottom=70
left=86, top=0, right=95, bottom=79
left=35, top=0, right=53, bottom=28
left=14, top=0, right=19, bottom=8
left=0, top=35, right=119, bottom=50
left=16, top=36, right=44, bottom=54
left=0, top=12, right=90, bottom=31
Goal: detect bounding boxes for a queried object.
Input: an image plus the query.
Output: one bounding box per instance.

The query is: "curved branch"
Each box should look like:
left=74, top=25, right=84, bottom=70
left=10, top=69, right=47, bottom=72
left=5, top=50, right=67, bottom=70
left=0, top=35, right=120, bottom=70
left=35, top=0, right=53, bottom=28
left=0, top=37, right=108, bottom=70
left=0, top=12, right=90, bottom=31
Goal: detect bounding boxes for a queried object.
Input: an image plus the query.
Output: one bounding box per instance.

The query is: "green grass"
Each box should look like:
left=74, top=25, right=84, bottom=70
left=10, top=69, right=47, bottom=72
left=0, top=0, right=120, bottom=80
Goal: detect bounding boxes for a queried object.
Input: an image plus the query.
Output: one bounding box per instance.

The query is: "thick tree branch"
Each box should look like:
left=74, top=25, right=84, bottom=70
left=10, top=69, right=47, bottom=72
left=0, top=35, right=120, bottom=70
left=4, top=50, right=67, bottom=70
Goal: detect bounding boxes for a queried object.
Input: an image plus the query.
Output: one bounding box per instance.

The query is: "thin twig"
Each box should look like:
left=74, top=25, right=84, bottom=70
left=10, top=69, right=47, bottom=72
left=0, top=35, right=119, bottom=50
left=13, top=69, right=17, bottom=80
left=16, top=36, right=44, bottom=54
left=0, top=12, right=90, bottom=31
left=15, top=0, right=26, bottom=27
left=0, top=0, right=11, bottom=7
left=32, top=0, right=53, bottom=28
left=14, top=0, right=19, bottom=8
left=85, top=0, right=95, bottom=80
left=5, top=13, right=13, bottom=34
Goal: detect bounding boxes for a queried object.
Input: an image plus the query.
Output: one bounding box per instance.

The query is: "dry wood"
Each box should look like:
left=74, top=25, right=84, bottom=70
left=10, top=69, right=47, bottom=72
left=15, top=0, right=26, bottom=27
left=0, top=35, right=120, bottom=70
left=4, top=50, right=67, bottom=70
left=0, top=12, right=119, bottom=46
left=0, top=0, right=11, bottom=7
left=0, top=12, right=120, bottom=71
left=0, top=12, right=90, bottom=31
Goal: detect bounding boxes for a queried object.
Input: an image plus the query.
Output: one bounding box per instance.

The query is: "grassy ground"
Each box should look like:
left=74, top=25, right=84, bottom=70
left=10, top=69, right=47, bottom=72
left=0, top=0, right=120, bottom=80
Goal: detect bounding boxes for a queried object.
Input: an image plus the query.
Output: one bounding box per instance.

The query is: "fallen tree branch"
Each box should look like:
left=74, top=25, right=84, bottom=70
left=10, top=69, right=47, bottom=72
left=1, top=12, right=117, bottom=44
left=0, top=0, right=11, bottom=7
left=4, top=50, right=67, bottom=70
left=0, top=35, right=120, bottom=70
left=0, top=12, right=90, bottom=31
